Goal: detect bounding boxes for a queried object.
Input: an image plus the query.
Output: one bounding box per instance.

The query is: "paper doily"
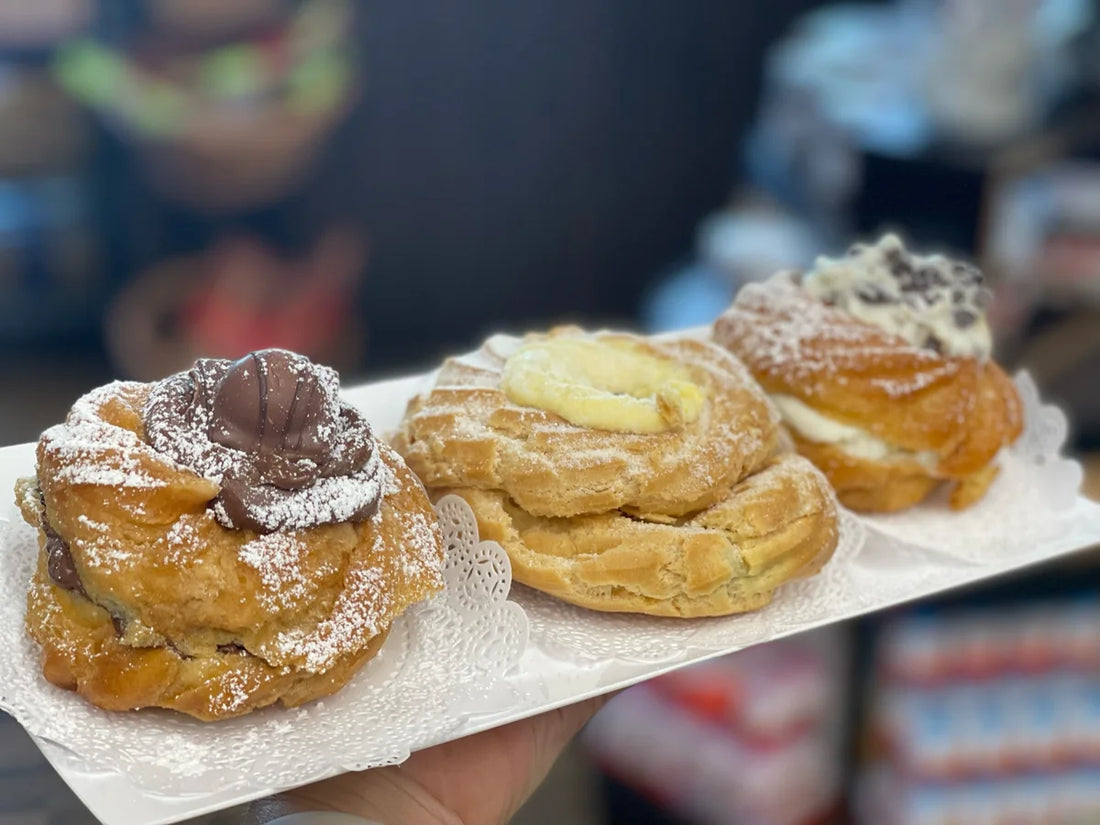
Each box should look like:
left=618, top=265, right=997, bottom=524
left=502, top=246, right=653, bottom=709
left=519, top=508, right=867, bottom=665
left=0, top=494, right=527, bottom=795
left=865, top=372, right=1088, bottom=562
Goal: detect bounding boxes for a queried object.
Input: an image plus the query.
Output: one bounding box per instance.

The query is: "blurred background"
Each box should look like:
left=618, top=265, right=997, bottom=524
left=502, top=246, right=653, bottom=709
left=2, top=0, right=1100, bottom=822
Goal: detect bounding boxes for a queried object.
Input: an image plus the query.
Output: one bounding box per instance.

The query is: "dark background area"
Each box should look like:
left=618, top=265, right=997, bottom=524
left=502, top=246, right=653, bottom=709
left=336, top=1, right=827, bottom=368
left=1, top=0, right=828, bottom=371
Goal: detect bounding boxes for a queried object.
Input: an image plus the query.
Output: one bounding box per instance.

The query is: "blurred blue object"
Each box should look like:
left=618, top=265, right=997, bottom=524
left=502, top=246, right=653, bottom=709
left=860, top=593, right=1100, bottom=823
left=642, top=203, right=820, bottom=333
left=641, top=264, right=732, bottom=333
left=764, top=3, right=936, bottom=158
left=0, top=174, right=100, bottom=340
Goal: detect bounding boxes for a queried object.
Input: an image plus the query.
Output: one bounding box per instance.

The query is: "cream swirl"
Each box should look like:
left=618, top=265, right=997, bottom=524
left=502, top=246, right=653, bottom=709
left=144, top=350, right=383, bottom=533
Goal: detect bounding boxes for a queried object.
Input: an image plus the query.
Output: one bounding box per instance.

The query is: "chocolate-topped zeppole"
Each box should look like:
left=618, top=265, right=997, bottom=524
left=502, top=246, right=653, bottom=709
left=714, top=235, right=1023, bottom=512
left=15, top=349, right=444, bottom=721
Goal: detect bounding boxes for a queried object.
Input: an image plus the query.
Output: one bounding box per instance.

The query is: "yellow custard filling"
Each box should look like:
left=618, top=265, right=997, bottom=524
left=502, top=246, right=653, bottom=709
left=501, top=337, right=705, bottom=433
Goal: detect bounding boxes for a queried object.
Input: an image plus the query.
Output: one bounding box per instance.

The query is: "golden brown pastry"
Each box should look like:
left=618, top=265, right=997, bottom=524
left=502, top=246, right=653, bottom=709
left=444, top=453, right=837, bottom=618
left=714, top=235, right=1023, bottom=513
left=17, top=350, right=444, bottom=721
left=393, top=328, right=780, bottom=519
left=394, top=327, right=840, bottom=617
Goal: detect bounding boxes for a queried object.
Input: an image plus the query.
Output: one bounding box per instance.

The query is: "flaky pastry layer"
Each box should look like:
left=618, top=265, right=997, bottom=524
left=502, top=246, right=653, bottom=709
left=713, top=273, right=1023, bottom=511
left=394, top=328, right=780, bottom=519
left=24, top=562, right=388, bottom=721
left=442, top=453, right=838, bottom=618
left=19, top=381, right=444, bottom=720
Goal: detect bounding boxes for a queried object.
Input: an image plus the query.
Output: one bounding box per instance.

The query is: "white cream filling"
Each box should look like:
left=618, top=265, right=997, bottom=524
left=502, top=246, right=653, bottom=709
left=802, top=234, right=992, bottom=359
left=771, top=394, right=938, bottom=468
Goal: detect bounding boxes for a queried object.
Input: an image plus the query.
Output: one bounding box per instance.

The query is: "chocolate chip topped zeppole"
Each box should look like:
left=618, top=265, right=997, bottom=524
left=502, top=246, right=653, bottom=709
left=714, top=234, right=1023, bottom=513
left=16, top=349, right=444, bottom=721
left=394, top=327, right=839, bottom=617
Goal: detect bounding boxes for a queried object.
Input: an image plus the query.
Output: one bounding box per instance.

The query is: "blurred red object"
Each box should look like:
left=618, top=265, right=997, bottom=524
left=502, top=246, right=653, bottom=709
left=179, top=232, right=359, bottom=356
left=104, top=228, right=366, bottom=380
left=585, top=635, right=845, bottom=825
left=650, top=644, right=830, bottom=745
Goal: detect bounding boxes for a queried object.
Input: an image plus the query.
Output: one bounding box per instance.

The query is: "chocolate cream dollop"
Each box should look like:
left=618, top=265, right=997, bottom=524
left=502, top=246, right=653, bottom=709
left=143, top=349, right=384, bottom=533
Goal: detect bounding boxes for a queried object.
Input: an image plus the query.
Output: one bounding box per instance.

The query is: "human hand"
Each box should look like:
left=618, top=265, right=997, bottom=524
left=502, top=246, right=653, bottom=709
left=246, top=694, right=612, bottom=825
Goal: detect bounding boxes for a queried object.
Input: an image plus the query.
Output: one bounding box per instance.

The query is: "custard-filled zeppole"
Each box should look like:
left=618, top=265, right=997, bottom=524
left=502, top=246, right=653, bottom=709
left=394, top=327, right=840, bottom=617
left=17, top=350, right=444, bottom=721
left=713, top=235, right=1023, bottom=513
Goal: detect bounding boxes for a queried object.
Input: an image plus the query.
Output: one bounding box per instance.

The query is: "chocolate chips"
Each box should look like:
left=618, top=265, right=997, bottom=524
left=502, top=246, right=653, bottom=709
left=855, top=284, right=894, bottom=305
left=953, top=309, right=978, bottom=329
left=858, top=240, right=989, bottom=339
left=953, top=262, right=983, bottom=285
left=36, top=486, right=87, bottom=596
left=806, top=234, right=994, bottom=359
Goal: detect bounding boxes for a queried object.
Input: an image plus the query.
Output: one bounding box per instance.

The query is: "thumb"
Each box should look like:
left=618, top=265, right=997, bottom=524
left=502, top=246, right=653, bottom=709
left=518, top=692, right=618, bottom=805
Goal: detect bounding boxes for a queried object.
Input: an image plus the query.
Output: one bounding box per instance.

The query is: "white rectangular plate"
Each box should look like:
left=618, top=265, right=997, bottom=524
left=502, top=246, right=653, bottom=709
left=2, top=371, right=1099, bottom=825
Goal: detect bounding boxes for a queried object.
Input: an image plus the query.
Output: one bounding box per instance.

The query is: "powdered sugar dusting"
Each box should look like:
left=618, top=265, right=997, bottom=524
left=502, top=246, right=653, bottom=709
left=264, top=452, right=445, bottom=673
left=15, top=480, right=39, bottom=517
left=716, top=272, right=962, bottom=400
left=392, top=503, right=445, bottom=583
left=401, top=330, right=778, bottom=515
left=164, top=516, right=206, bottom=565
left=143, top=356, right=384, bottom=533
left=75, top=514, right=109, bottom=533
left=868, top=364, right=958, bottom=397
left=238, top=532, right=312, bottom=611
left=213, top=669, right=255, bottom=717
left=0, top=490, right=528, bottom=800
left=269, top=522, right=392, bottom=673
left=74, top=529, right=136, bottom=572
left=41, top=382, right=168, bottom=489
left=208, top=458, right=384, bottom=533
left=299, top=563, right=389, bottom=672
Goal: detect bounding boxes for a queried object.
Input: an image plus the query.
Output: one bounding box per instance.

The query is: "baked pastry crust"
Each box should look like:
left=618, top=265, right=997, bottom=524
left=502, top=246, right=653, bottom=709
left=393, top=328, right=780, bottom=519
left=18, top=380, right=443, bottom=721
left=22, top=559, right=390, bottom=721
left=442, top=453, right=837, bottom=617
left=713, top=272, right=1023, bottom=512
